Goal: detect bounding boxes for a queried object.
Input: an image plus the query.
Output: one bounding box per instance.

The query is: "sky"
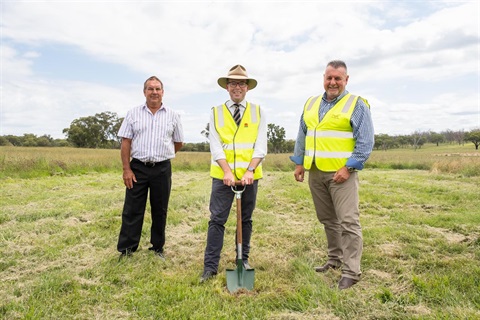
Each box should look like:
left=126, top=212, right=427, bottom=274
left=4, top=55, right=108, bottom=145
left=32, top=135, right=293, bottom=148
left=1, top=0, right=479, bottom=143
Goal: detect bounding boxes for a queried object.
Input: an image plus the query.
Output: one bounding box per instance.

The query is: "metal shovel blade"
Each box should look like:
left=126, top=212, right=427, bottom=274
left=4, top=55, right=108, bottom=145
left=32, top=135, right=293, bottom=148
left=226, top=259, right=255, bottom=293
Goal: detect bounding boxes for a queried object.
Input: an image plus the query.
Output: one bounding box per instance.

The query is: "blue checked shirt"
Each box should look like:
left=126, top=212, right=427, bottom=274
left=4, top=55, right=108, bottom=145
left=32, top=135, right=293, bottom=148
left=291, top=90, right=374, bottom=170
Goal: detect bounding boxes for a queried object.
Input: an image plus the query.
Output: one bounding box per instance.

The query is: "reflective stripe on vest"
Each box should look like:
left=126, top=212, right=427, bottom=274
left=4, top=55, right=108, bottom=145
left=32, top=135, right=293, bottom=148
left=210, top=102, right=263, bottom=180
left=215, top=103, right=259, bottom=127
left=303, top=94, right=358, bottom=172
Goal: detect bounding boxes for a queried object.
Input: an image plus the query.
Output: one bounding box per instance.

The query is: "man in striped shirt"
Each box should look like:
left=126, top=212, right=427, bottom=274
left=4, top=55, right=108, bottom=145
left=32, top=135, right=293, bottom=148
left=290, top=60, right=374, bottom=290
left=117, top=76, right=184, bottom=260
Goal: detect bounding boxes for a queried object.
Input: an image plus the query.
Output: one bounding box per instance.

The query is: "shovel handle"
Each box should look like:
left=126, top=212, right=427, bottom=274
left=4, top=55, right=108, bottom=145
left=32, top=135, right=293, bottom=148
left=231, top=183, right=246, bottom=249
left=233, top=180, right=248, bottom=186
left=231, top=183, right=246, bottom=196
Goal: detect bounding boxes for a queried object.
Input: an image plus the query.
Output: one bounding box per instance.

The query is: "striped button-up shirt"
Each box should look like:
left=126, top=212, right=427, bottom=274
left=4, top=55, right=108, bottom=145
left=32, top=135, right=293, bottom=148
left=291, top=90, right=374, bottom=170
left=118, top=104, right=184, bottom=162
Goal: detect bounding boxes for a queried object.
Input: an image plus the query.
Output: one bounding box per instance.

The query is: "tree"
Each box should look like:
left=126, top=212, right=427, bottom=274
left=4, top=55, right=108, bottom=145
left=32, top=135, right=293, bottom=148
left=267, top=123, right=286, bottom=153
left=95, top=111, right=123, bottom=144
left=63, top=111, right=122, bottom=148
left=5, top=135, right=23, bottom=146
left=53, top=139, right=71, bottom=147
left=284, top=139, right=295, bottom=153
left=465, top=129, right=480, bottom=150
left=36, top=135, right=54, bottom=147
left=395, top=135, right=410, bottom=148
left=22, top=134, right=38, bottom=147
left=429, top=132, right=445, bottom=146
left=0, top=136, right=11, bottom=146
left=452, top=130, right=465, bottom=145
left=410, top=130, right=426, bottom=150
left=201, top=123, right=210, bottom=141
left=374, top=134, right=395, bottom=151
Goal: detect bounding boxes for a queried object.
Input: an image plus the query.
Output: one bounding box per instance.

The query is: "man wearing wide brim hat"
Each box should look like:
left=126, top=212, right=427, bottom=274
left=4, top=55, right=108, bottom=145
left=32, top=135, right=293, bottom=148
left=217, top=64, right=258, bottom=90
left=200, top=64, right=267, bottom=283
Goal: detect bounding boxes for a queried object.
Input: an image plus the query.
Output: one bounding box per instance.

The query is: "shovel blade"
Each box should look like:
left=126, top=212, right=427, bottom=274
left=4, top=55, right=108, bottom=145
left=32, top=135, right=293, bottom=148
left=226, top=263, right=255, bottom=293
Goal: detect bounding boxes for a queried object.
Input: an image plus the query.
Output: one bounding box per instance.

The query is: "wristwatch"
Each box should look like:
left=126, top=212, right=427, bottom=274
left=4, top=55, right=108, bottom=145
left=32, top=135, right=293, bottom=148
left=247, top=166, right=255, bottom=172
left=346, top=166, right=356, bottom=173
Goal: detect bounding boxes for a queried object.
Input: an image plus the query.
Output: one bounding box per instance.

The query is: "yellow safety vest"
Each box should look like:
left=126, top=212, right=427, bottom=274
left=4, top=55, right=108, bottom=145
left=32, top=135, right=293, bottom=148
left=210, top=102, right=263, bottom=180
left=303, top=94, right=362, bottom=172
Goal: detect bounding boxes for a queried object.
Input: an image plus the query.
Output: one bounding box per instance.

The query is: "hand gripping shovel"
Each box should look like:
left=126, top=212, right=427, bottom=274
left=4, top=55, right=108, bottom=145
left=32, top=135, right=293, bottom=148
left=226, top=183, right=255, bottom=293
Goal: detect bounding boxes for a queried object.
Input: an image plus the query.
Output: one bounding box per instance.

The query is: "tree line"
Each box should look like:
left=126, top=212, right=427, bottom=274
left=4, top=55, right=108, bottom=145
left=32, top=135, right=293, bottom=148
left=375, top=129, right=480, bottom=151
left=1, top=111, right=479, bottom=151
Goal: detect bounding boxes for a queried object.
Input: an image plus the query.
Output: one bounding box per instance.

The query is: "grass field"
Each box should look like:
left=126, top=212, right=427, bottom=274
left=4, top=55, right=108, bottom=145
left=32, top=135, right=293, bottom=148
left=1, top=143, right=479, bottom=179
left=0, top=145, right=479, bottom=319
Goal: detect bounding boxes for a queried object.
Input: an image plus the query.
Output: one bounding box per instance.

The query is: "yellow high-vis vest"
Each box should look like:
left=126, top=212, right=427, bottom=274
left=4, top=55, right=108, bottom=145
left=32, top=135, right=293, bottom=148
left=303, top=94, right=363, bottom=172
left=210, top=102, right=263, bottom=180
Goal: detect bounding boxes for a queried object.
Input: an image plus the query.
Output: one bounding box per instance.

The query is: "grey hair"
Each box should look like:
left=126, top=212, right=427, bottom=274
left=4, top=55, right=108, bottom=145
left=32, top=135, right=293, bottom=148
left=143, top=76, right=164, bottom=91
left=327, top=60, right=347, bottom=72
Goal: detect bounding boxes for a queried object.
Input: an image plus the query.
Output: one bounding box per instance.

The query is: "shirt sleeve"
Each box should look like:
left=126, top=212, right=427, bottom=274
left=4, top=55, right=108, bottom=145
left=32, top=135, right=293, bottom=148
left=117, top=112, right=133, bottom=139
left=252, top=106, right=267, bottom=159
left=290, top=113, right=306, bottom=165
left=172, top=112, right=184, bottom=143
left=346, top=98, right=375, bottom=170
left=209, top=107, right=227, bottom=161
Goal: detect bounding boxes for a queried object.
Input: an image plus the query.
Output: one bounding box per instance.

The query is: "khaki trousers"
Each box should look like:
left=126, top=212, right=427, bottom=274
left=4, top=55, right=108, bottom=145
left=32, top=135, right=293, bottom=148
left=308, top=164, right=363, bottom=280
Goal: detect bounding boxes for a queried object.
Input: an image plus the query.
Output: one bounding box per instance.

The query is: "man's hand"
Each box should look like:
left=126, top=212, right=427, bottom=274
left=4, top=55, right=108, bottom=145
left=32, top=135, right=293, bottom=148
left=294, top=165, right=305, bottom=182
left=332, top=166, right=350, bottom=184
left=123, top=168, right=137, bottom=189
left=223, top=171, right=236, bottom=186
left=240, top=170, right=254, bottom=185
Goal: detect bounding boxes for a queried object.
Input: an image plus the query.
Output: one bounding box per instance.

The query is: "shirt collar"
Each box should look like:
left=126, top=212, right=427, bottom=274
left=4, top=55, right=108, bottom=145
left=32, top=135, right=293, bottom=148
left=322, top=90, right=349, bottom=104
left=227, top=100, right=246, bottom=109
left=142, top=103, right=166, bottom=113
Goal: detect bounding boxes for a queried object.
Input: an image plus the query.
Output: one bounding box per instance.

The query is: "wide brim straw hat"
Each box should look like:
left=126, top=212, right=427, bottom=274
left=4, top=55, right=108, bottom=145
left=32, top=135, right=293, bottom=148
left=217, top=64, right=257, bottom=90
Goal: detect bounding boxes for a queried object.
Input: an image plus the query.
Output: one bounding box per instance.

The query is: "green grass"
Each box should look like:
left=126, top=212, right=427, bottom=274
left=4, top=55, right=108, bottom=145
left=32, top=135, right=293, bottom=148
left=0, top=145, right=479, bottom=319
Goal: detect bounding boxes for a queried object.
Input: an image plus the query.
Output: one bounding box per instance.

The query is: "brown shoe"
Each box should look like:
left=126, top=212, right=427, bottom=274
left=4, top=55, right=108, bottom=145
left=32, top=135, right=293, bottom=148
left=314, top=263, right=341, bottom=273
left=338, top=277, right=358, bottom=290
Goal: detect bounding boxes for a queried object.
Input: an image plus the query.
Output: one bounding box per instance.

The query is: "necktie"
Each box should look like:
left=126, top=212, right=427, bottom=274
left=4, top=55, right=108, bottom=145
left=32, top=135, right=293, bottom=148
left=233, top=104, right=241, bottom=126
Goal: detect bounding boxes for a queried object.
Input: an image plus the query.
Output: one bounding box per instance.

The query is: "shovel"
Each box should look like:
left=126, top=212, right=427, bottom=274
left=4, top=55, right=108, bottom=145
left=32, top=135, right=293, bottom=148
left=226, top=182, right=255, bottom=293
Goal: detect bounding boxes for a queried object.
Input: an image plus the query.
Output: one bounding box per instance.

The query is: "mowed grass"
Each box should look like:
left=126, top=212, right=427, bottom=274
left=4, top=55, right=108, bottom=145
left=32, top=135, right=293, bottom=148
left=0, top=145, right=479, bottom=319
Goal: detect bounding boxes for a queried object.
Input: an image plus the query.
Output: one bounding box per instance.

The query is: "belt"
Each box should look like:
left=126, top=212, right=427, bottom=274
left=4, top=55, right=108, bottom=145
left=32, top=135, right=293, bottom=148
left=132, top=158, right=169, bottom=168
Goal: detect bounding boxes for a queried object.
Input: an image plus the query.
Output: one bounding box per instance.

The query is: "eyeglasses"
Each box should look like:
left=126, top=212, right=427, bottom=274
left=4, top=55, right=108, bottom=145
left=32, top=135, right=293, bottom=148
left=227, top=82, right=247, bottom=88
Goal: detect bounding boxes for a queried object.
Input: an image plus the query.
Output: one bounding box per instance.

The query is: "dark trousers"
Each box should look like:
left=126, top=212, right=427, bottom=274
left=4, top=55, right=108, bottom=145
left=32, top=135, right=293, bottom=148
left=117, top=159, right=172, bottom=253
left=203, top=179, right=258, bottom=273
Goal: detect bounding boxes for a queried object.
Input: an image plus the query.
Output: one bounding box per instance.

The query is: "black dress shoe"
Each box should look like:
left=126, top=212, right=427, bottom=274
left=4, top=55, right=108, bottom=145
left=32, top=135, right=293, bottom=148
left=149, top=247, right=165, bottom=260
left=118, top=249, right=133, bottom=261
left=149, top=246, right=162, bottom=253
left=200, top=270, right=217, bottom=283
left=338, top=277, right=358, bottom=290
left=154, top=251, right=165, bottom=260
left=314, top=263, right=341, bottom=273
